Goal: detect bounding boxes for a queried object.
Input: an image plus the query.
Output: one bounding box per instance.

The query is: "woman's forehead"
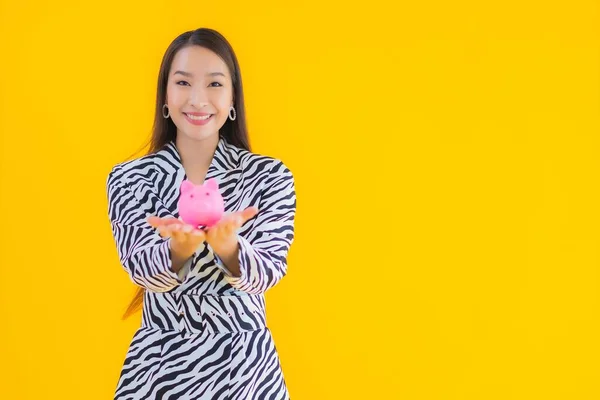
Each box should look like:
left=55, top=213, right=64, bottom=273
left=170, top=46, right=229, bottom=77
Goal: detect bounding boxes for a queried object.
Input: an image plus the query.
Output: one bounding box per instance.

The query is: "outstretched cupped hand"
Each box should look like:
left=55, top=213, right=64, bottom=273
left=146, top=206, right=258, bottom=257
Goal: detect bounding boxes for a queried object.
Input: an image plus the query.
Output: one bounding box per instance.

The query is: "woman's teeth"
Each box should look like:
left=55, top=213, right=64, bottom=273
left=186, top=114, right=212, bottom=120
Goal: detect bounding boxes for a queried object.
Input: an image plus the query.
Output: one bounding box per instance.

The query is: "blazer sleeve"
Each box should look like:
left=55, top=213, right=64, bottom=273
left=107, top=166, right=184, bottom=292
left=219, top=159, right=297, bottom=294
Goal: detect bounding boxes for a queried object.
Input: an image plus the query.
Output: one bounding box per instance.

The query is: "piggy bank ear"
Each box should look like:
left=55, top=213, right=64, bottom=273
left=204, top=178, right=218, bottom=191
left=180, top=179, right=195, bottom=194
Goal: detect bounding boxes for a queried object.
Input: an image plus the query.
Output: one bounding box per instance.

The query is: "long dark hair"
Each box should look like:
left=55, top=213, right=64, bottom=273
left=122, top=28, right=251, bottom=320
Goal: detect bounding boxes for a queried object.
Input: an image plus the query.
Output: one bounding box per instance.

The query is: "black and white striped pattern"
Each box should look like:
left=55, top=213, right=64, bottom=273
left=107, top=136, right=296, bottom=399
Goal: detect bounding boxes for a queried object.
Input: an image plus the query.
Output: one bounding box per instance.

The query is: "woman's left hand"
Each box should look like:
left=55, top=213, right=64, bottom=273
left=205, top=206, right=259, bottom=257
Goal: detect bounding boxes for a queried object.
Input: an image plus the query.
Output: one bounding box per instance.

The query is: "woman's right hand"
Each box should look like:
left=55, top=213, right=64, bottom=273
left=147, top=216, right=206, bottom=261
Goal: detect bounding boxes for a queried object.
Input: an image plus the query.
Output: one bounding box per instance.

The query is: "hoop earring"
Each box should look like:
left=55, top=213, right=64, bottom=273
left=162, top=104, right=170, bottom=119
left=229, top=106, right=237, bottom=121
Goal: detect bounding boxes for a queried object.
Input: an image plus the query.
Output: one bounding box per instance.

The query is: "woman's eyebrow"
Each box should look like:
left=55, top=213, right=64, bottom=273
left=173, top=70, right=226, bottom=78
left=173, top=70, right=193, bottom=77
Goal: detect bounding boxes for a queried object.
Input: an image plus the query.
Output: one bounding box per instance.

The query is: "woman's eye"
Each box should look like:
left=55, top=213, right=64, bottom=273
left=210, top=82, right=223, bottom=87
left=176, top=81, right=190, bottom=86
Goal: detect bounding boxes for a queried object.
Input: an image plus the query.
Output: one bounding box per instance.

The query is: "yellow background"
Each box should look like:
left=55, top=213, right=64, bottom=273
left=1, top=0, right=599, bottom=399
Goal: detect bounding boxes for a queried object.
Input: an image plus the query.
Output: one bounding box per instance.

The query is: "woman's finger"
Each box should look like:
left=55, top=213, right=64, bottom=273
left=225, top=212, right=245, bottom=233
left=148, top=216, right=183, bottom=228
left=230, top=207, right=257, bottom=228
left=205, top=207, right=255, bottom=241
left=147, top=216, right=162, bottom=227
left=191, top=228, right=206, bottom=241
left=163, top=218, right=184, bottom=226
left=222, top=219, right=236, bottom=236
left=170, top=224, right=188, bottom=243
left=242, top=206, right=259, bottom=221
left=181, top=224, right=193, bottom=234
left=158, top=225, right=171, bottom=238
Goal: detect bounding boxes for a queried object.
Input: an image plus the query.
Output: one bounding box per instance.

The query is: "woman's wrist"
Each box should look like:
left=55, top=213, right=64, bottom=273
left=169, top=240, right=194, bottom=272
left=213, top=238, right=241, bottom=277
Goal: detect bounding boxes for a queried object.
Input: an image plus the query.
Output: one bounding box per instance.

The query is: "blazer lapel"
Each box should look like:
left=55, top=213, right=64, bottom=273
left=153, top=135, right=234, bottom=219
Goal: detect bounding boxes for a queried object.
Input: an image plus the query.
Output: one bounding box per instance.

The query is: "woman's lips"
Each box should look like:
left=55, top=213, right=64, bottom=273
left=184, top=113, right=213, bottom=126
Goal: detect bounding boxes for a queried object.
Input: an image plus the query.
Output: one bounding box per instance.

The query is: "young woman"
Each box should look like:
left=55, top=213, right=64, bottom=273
left=106, top=27, right=296, bottom=399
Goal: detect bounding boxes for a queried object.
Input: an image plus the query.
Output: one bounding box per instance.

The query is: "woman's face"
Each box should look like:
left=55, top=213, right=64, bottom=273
left=165, top=45, right=233, bottom=142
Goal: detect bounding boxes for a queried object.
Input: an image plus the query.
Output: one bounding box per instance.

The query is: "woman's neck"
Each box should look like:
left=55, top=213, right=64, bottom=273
left=175, top=133, right=220, bottom=185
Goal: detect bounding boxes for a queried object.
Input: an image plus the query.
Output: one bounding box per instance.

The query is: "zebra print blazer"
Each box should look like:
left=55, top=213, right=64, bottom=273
left=106, top=135, right=296, bottom=296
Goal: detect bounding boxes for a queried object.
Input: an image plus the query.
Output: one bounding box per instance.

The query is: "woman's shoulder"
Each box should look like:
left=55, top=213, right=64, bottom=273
left=229, top=143, right=292, bottom=178
left=106, top=151, right=159, bottom=188
left=237, top=151, right=293, bottom=186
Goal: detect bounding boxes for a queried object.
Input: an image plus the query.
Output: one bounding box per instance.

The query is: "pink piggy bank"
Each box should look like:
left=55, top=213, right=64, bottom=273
left=177, top=178, right=225, bottom=228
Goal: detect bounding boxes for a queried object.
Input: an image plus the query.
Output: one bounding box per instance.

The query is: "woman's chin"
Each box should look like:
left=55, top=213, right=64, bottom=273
left=176, top=129, right=220, bottom=142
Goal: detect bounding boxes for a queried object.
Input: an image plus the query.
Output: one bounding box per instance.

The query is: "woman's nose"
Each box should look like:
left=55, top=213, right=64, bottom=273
left=189, top=88, right=209, bottom=107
